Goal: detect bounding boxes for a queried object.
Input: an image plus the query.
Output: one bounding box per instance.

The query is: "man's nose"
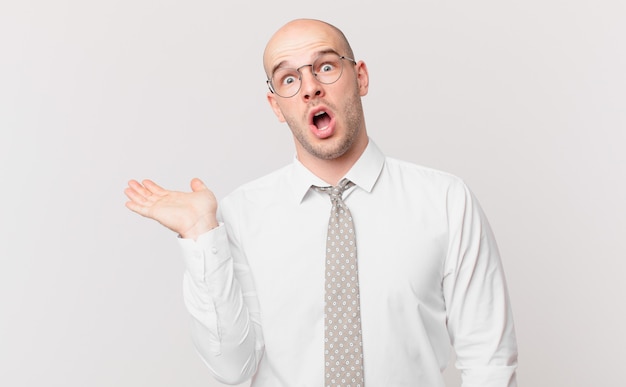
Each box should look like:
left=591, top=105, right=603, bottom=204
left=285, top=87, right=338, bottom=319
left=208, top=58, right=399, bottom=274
left=299, top=66, right=323, bottom=100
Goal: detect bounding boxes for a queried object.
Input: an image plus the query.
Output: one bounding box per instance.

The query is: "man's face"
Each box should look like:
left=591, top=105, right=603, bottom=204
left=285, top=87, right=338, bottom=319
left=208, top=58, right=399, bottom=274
left=264, top=21, right=369, bottom=162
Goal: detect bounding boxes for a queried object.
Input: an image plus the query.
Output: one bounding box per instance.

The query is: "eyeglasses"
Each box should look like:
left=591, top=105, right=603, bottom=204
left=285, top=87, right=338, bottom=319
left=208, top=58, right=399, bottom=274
left=267, top=53, right=357, bottom=98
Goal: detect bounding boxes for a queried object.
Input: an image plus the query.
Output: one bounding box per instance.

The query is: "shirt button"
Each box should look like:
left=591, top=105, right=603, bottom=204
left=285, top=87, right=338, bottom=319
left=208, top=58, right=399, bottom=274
left=211, top=247, right=218, bottom=254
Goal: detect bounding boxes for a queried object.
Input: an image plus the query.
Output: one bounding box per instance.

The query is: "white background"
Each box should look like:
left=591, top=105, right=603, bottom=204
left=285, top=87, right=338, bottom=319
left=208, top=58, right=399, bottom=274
left=1, top=1, right=625, bottom=386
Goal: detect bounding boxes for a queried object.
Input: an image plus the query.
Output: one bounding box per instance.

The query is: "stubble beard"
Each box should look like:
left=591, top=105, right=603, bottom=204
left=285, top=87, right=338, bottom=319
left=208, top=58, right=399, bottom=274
left=286, top=91, right=365, bottom=161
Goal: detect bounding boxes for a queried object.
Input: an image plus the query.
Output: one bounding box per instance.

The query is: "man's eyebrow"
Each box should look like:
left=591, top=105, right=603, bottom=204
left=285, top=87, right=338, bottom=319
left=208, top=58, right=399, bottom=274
left=271, top=60, right=288, bottom=76
left=270, top=49, right=341, bottom=75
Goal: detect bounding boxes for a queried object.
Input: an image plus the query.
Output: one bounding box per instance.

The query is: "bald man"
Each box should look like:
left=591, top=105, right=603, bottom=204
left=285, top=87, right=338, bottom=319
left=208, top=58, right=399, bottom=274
left=125, top=19, right=518, bottom=387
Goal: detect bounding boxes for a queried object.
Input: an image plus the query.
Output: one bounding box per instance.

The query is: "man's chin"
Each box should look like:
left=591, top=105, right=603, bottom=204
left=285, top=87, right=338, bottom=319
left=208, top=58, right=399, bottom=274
left=305, top=139, right=353, bottom=161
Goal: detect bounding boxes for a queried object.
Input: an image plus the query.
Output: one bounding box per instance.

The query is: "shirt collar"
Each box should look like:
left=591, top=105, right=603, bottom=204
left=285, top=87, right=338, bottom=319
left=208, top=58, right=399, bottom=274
left=289, top=139, right=386, bottom=204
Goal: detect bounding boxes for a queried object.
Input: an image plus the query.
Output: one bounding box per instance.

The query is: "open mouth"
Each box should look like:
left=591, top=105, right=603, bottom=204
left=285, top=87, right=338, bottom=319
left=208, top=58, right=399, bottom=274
left=313, top=110, right=331, bottom=130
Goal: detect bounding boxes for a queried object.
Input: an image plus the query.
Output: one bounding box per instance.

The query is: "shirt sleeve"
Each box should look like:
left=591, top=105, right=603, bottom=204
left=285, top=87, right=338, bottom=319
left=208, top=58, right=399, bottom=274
left=178, top=224, right=264, bottom=385
left=442, top=180, right=518, bottom=387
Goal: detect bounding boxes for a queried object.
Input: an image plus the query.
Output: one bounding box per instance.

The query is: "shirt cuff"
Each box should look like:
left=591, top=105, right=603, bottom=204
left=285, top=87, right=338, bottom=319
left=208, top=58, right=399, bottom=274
left=178, top=223, right=231, bottom=284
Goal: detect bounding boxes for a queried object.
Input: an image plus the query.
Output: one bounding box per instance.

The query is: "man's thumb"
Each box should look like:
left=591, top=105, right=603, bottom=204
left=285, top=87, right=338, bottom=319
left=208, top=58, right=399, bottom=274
left=190, top=178, right=208, bottom=192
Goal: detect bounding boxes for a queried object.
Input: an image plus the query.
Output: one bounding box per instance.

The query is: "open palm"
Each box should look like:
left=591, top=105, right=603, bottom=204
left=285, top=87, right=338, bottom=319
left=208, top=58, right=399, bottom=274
left=124, top=178, right=218, bottom=240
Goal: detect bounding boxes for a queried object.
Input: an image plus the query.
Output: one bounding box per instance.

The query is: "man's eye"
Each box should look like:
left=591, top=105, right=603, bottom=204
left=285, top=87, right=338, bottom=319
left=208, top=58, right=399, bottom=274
left=282, top=75, right=297, bottom=85
left=320, top=63, right=334, bottom=72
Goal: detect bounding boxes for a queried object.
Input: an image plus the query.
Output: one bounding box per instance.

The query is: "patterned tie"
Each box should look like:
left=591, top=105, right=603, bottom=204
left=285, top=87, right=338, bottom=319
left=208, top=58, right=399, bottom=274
left=315, top=179, right=364, bottom=387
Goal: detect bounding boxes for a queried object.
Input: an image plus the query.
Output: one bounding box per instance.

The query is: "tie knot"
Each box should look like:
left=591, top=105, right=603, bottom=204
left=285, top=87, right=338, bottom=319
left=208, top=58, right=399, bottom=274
left=315, top=178, right=354, bottom=202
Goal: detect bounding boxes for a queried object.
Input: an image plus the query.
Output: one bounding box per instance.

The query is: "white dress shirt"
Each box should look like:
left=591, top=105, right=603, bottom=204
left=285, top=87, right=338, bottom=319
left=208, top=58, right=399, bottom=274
left=179, top=140, right=518, bottom=387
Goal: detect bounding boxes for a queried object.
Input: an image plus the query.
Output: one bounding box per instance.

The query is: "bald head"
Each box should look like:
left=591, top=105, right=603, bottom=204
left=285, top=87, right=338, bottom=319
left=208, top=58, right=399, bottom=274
left=263, top=19, right=354, bottom=77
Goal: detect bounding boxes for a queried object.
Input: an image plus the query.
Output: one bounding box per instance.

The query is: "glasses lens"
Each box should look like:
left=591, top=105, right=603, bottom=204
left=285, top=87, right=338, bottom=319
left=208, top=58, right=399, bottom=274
left=271, top=68, right=301, bottom=98
left=313, top=53, right=344, bottom=84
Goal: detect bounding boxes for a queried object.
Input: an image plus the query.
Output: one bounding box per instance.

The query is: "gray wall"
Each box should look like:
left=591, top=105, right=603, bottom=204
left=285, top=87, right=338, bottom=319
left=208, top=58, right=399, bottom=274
left=1, top=1, right=624, bottom=386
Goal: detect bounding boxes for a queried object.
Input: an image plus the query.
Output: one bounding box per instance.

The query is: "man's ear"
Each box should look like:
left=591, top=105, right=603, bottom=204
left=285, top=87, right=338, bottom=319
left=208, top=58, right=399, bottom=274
left=355, top=61, right=369, bottom=97
left=267, top=92, right=286, bottom=122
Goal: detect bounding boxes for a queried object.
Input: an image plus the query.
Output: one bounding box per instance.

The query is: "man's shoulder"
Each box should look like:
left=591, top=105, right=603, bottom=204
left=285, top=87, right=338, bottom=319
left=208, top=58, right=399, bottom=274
left=384, top=156, right=465, bottom=187
left=221, top=163, right=293, bottom=205
left=381, top=157, right=475, bottom=209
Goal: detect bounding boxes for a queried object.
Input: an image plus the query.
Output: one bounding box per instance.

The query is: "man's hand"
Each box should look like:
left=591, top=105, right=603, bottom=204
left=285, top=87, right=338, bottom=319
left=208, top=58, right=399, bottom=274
left=124, top=178, right=219, bottom=240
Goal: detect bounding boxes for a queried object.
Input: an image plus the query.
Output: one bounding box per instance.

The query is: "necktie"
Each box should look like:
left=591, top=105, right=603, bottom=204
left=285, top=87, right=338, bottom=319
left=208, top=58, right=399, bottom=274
left=315, top=179, right=364, bottom=387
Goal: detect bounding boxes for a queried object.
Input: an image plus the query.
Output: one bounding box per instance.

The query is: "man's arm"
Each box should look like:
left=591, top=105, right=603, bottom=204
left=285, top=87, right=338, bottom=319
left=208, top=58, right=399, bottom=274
left=125, top=178, right=262, bottom=383
left=443, top=180, right=518, bottom=387
left=180, top=225, right=263, bottom=384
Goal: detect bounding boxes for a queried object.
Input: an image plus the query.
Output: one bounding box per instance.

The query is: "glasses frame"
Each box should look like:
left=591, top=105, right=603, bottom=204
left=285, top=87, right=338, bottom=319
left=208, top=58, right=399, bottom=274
left=266, top=54, right=357, bottom=98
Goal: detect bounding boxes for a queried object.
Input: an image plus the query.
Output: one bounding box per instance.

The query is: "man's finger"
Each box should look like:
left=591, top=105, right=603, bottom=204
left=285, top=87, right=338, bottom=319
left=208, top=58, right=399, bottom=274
left=127, top=179, right=153, bottom=199
left=143, top=179, right=168, bottom=196
left=125, top=200, right=149, bottom=217
left=190, top=178, right=208, bottom=192
left=124, top=187, right=149, bottom=205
